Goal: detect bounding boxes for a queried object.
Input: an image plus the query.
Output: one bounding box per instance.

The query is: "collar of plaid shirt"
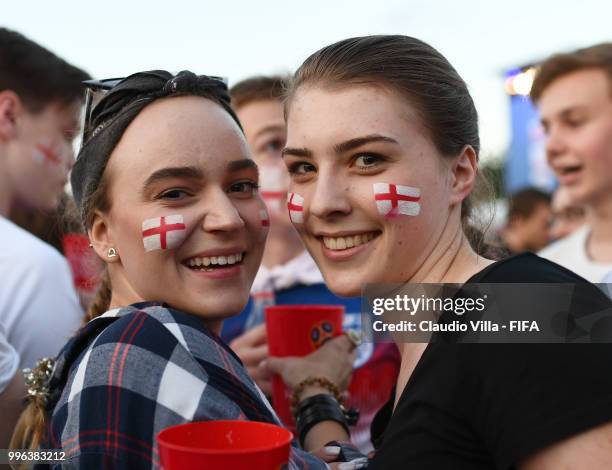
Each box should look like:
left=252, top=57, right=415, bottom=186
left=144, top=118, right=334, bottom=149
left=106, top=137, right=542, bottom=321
left=39, top=302, right=336, bottom=469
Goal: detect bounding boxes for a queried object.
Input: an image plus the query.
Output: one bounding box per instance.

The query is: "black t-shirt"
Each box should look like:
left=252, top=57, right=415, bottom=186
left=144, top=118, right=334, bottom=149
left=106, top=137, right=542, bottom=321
left=369, top=253, right=612, bottom=470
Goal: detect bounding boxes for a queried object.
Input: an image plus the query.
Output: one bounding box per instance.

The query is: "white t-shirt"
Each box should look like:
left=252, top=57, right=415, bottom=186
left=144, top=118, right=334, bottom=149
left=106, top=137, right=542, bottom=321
left=0, top=216, right=83, bottom=369
left=539, top=225, right=612, bottom=283
left=0, top=324, right=18, bottom=393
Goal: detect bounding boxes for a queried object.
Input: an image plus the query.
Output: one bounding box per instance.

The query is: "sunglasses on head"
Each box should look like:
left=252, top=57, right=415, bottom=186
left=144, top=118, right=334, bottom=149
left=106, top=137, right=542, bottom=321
left=80, top=74, right=228, bottom=144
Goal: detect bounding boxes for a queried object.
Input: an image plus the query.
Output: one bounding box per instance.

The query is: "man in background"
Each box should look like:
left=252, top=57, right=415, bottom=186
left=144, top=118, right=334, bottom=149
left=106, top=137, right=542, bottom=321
left=0, top=27, right=87, bottom=370
left=549, top=186, right=586, bottom=241
left=500, top=187, right=552, bottom=254
left=532, top=43, right=612, bottom=281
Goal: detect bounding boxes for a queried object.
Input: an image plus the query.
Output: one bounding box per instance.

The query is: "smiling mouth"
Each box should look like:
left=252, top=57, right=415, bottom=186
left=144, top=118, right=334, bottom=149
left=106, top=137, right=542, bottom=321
left=321, top=232, right=380, bottom=251
left=183, top=252, right=245, bottom=271
left=558, top=164, right=583, bottom=176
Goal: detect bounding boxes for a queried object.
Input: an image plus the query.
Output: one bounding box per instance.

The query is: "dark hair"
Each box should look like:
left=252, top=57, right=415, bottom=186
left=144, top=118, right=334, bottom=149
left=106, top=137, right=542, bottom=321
left=229, top=75, right=288, bottom=109
left=507, top=188, right=551, bottom=222
left=531, top=42, right=612, bottom=102
left=286, top=35, right=492, bottom=254
left=0, top=27, right=90, bottom=112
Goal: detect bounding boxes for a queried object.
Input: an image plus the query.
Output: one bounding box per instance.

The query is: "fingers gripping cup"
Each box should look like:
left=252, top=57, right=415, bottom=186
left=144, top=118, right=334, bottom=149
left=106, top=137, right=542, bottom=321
left=265, top=305, right=345, bottom=428
left=157, top=420, right=293, bottom=470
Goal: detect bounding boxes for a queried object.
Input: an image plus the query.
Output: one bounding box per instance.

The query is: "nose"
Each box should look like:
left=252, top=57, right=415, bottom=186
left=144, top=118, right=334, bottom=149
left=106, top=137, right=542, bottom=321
left=545, top=127, right=567, bottom=163
left=201, top=189, right=245, bottom=233
left=307, top=169, right=352, bottom=220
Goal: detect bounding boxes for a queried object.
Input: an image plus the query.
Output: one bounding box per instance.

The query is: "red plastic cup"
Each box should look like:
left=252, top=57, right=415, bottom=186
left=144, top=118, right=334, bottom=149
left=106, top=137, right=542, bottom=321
left=61, top=233, right=102, bottom=292
left=157, top=420, right=293, bottom=470
left=265, top=305, right=345, bottom=428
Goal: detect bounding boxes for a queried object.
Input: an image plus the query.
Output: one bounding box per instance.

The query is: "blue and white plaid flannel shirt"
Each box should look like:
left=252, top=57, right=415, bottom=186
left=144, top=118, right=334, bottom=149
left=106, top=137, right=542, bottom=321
left=36, top=302, right=339, bottom=469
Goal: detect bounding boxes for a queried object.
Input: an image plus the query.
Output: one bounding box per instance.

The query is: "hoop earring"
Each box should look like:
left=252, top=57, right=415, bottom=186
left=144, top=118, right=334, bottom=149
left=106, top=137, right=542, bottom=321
left=107, top=247, right=118, bottom=259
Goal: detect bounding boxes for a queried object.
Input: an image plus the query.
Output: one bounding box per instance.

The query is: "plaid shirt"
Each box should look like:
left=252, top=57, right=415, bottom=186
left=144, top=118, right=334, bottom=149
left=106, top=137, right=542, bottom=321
left=37, top=302, right=331, bottom=469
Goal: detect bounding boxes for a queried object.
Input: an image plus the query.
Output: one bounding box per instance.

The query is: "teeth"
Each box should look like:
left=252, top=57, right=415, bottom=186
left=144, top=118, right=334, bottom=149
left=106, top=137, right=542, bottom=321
left=322, top=233, right=377, bottom=251
left=185, top=252, right=244, bottom=269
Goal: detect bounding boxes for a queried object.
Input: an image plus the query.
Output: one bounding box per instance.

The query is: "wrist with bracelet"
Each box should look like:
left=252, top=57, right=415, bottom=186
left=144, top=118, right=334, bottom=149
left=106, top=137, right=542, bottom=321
left=291, top=377, right=360, bottom=448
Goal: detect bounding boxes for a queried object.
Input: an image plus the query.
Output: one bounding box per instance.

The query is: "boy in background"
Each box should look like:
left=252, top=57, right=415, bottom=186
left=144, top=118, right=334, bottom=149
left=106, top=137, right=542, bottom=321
left=533, top=43, right=612, bottom=282
left=0, top=28, right=88, bottom=369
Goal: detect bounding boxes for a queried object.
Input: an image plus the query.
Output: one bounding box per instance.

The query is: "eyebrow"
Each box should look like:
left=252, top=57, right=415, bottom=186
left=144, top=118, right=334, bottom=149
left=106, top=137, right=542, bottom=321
left=227, top=158, right=258, bottom=174
left=282, top=134, right=399, bottom=159
left=141, top=160, right=257, bottom=194
left=255, top=124, right=285, bottom=139
left=541, top=105, right=588, bottom=126
left=142, top=166, right=204, bottom=193
left=333, top=134, right=400, bottom=154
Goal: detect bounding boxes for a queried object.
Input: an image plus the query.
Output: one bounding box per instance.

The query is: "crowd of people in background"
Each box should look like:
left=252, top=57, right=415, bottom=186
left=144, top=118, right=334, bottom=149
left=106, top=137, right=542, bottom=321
left=1, top=24, right=612, bottom=469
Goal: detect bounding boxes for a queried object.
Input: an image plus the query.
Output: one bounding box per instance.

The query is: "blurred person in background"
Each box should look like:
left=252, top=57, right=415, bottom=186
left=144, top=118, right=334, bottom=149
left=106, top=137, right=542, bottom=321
left=0, top=325, right=24, bottom=448
left=225, top=76, right=400, bottom=452
left=500, top=187, right=552, bottom=253
left=533, top=43, right=612, bottom=282
left=548, top=185, right=586, bottom=241
left=0, top=27, right=86, bottom=369
left=11, top=195, right=103, bottom=309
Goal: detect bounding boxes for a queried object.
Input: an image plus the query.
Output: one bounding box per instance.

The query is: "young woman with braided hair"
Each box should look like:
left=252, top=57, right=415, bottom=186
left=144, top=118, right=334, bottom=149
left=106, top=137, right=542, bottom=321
left=10, top=70, right=362, bottom=469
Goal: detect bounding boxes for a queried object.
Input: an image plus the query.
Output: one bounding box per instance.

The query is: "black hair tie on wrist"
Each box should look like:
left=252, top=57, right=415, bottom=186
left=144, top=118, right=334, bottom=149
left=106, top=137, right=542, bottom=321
left=295, top=394, right=359, bottom=448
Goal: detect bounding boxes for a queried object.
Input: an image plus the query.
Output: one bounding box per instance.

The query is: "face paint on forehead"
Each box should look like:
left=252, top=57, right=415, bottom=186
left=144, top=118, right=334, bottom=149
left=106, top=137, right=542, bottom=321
left=32, top=141, right=62, bottom=167
left=259, top=165, right=288, bottom=215
left=373, top=183, right=421, bottom=218
left=142, top=214, right=187, bottom=253
left=287, top=192, right=305, bottom=224
left=259, top=165, right=288, bottom=197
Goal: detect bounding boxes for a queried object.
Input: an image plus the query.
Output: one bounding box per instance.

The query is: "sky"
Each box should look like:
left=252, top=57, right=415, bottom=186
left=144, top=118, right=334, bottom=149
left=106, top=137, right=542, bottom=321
left=4, top=0, right=611, bottom=162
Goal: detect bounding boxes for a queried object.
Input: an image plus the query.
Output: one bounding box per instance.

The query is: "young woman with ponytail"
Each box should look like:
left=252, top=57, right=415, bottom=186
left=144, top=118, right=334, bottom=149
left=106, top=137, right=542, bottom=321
left=10, top=70, right=362, bottom=469
left=280, top=35, right=612, bottom=469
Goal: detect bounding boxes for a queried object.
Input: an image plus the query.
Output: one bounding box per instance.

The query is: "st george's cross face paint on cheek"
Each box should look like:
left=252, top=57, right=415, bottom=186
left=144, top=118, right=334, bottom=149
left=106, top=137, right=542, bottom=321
left=142, top=214, right=187, bottom=252
left=373, top=183, right=421, bottom=218
left=32, top=141, right=62, bottom=167
left=287, top=192, right=305, bottom=224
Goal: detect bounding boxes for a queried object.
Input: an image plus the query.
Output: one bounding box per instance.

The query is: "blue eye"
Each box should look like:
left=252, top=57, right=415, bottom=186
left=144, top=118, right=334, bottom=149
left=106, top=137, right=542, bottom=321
left=266, top=139, right=284, bottom=155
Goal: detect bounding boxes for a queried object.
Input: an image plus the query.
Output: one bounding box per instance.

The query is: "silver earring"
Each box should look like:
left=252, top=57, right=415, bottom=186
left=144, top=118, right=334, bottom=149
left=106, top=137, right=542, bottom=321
left=107, top=247, right=118, bottom=259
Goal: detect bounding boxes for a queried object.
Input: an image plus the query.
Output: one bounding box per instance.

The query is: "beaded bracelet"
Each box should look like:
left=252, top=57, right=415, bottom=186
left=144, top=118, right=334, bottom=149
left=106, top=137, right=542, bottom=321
left=290, top=376, right=342, bottom=411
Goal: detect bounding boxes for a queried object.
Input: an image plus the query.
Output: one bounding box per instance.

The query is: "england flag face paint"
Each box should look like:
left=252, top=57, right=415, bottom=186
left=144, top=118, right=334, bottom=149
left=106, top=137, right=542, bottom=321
left=142, top=214, right=187, bottom=252
left=259, top=164, right=289, bottom=215
left=287, top=192, right=304, bottom=224
left=33, top=141, right=62, bottom=167
left=373, top=183, right=421, bottom=218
